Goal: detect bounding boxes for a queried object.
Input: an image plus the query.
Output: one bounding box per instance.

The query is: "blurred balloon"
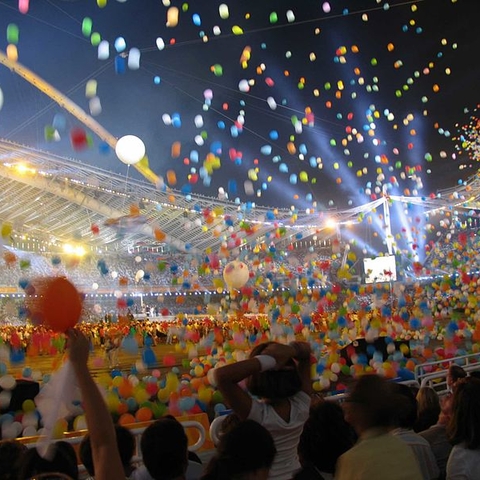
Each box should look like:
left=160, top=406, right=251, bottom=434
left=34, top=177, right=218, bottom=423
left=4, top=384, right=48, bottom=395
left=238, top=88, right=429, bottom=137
left=223, top=261, right=249, bottom=289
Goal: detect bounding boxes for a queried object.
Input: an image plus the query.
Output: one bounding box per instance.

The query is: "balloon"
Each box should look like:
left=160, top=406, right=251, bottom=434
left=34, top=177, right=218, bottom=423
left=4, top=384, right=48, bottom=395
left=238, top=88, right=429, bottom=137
left=115, top=135, right=146, bottom=165
left=97, top=40, right=109, bottom=60
left=128, top=48, right=141, bottom=70
left=219, top=4, right=229, bottom=19
left=135, top=406, right=153, bottom=422
left=0, top=375, right=16, bottom=390
left=223, top=261, right=250, bottom=289
left=167, top=6, right=179, bottom=27
left=25, top=277, right=83, bottom=332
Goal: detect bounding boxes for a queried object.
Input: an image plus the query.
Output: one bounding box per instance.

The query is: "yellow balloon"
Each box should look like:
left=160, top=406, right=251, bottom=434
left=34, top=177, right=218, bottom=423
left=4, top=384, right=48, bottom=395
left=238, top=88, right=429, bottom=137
left=167, top=6, right=179, bottom=27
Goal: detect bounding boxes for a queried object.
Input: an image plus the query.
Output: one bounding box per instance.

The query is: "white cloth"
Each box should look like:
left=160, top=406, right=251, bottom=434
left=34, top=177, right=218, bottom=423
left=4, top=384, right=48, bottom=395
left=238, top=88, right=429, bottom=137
left=34, top=359, right=82, bottom=459
left=248, top=390, right=311, bottom=480
left=446, top=444, right=480, bottom=480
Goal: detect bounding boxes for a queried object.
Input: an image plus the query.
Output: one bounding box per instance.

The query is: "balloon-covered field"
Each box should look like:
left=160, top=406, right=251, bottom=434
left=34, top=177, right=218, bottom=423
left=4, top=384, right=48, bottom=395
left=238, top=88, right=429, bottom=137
left=0, top=293, right=478, bottom=441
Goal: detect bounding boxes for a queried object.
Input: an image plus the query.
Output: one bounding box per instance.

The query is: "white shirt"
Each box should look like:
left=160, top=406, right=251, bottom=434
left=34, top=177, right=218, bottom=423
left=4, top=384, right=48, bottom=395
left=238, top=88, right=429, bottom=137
left=248, top=391, right=311, bottom=480
left=446, top=444, right=480, bottom=480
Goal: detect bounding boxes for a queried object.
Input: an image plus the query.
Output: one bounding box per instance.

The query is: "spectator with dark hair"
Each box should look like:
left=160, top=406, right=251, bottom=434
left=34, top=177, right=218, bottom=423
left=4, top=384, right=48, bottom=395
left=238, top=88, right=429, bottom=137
left=132, top=416, right=204, bottom=480
left=140, top=416, right=188, bottom=480
left=441, top=364, right=467, bottom=428
left=201, top=419, right=276, bottom=480
left=389, top=383, right=439, bottom=480
left=294, top=400, right=356, bottom=480
left=468, top=370, right=480, bottom=380
left=0, top=439, right=27, bottom=480
left=336, top=374, right=423, bottom=480
left=214, top=341, right=312, bottom=480
left=415, top=387, right=441, bottom=433
left=80, top=425, right=136, bottom=479
left=446, top=365, right=466, bottom=393
left=419, top=399, right=452, bottom=480
left=446, top=377, right=480, bottom=479
left=17, top=441, right=79, bottom=480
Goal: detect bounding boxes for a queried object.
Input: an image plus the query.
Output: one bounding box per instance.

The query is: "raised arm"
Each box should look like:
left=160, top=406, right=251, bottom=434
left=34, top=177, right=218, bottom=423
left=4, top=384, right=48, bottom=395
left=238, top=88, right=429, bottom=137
left=214, top=357, right=260, bottom=420
left=289, top=341, right=313, bottom=395
left=214, top=342, right=301, bottom=420
left=67, top=328, right=125, bottom=480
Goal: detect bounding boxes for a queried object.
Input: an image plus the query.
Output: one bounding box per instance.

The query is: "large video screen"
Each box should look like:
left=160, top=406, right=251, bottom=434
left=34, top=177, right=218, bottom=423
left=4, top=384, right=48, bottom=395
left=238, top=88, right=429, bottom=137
left=363, top=255, right=397, bottom=284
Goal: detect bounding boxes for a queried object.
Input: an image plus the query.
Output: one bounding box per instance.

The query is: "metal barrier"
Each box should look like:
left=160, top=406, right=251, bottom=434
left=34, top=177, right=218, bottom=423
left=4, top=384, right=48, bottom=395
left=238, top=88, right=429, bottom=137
left=24, top=419, right=205, bottom=452
left=414, top=352, right=480, bottom=394
left=22, top=419, right=206, bottom=479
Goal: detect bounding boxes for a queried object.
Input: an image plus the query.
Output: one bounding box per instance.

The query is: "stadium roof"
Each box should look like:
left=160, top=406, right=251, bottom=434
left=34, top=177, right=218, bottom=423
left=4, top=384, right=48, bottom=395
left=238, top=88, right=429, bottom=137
left=1, top=138, right=478, bottom=263
left=0, top=138, right=345, bottom=256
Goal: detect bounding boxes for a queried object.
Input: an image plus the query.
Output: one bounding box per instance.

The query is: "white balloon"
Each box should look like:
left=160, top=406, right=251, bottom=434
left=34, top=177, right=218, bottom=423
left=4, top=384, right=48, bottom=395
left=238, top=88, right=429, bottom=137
left=0, top=391, right=11, bottom=409
left=194, top=115, right=204, bottom=128
left=223, top=260, right=250, bottom=289
left=89, top=96, right=102, bottom=116
left=219, top=4, right=229, bottom=19
left=238, top=79, right=250, bottom=92
left=23, top=426, right=38, bottom=437
left=0, top=87, right=4, bottom=111
left=156, top=37, right=165, bottom=51
left=2, top=423, right=17, bottom=440
left=0, top=374, right=16, bottom=390
left=128, top=48, right=141, bottom=70
left=97, top=40, right=110, bottom=60
left=115, top=135, right=146, bottom=165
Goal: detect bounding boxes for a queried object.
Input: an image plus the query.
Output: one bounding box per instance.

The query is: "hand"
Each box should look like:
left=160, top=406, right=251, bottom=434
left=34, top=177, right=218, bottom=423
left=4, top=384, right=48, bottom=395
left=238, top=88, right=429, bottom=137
left=67, top=328, right=90, bottom=369
left=261, top=342, right=296, bottom=368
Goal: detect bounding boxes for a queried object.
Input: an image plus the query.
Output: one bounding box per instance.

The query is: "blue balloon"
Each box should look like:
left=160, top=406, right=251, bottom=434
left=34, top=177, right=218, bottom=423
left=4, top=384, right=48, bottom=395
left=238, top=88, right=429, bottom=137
left=114, top=55, right=126, bottom=74
left=192, top=13, right=201, bottom=26
left=269, top=130, right=279, bottom=140
left=142, top=347, right=157, bottom=367
left=261, top=145, right=272, bottom=155
left=10, top=348, right=25, bottom=364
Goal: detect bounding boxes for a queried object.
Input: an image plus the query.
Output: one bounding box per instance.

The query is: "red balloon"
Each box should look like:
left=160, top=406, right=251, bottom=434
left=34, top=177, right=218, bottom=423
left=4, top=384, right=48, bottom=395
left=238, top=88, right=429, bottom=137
left=26, top=277, right=83, bottom=332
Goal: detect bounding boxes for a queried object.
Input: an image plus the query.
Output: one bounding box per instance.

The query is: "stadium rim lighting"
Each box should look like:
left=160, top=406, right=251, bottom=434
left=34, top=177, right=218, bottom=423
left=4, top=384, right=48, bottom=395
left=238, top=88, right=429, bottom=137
left=325, top=219, right=337, bottom=229
left=62, top=244, right=86, bottom=257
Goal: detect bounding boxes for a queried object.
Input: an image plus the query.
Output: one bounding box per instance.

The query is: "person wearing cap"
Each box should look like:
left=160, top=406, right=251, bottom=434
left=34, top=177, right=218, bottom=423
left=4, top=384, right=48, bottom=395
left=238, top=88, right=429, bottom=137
left=336, top=374, right=423, bottom=480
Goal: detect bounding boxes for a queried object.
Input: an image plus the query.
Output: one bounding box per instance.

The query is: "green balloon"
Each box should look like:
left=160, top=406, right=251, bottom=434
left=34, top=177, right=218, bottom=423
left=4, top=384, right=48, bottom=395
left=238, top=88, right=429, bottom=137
left=82, top=17, right=92, bottom=37
left=90, top=32, right=101, bottom=46
left=7, top=24, right=19, bottom=45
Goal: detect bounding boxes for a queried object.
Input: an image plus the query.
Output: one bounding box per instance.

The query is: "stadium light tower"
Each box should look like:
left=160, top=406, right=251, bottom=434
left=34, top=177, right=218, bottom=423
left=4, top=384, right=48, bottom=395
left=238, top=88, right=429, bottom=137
left=382, top=186, right=396, bottom=256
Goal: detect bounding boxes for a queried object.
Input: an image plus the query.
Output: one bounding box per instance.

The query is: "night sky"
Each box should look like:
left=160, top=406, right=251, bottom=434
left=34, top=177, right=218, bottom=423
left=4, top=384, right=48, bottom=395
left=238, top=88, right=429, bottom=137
left=0, top=0, right=478, bottom=212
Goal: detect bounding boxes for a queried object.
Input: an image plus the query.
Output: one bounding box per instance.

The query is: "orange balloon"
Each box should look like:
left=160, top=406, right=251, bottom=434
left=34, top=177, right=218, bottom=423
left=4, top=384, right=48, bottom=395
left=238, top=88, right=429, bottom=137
left=118, top=413, right=136, bottom=426
left=135, top=406, right=153, bottom=422
left=26, top=277, right=82, bottom=332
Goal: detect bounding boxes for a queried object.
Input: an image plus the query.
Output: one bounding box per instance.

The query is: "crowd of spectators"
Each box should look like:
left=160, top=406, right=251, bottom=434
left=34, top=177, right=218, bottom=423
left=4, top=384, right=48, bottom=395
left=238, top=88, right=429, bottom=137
left=0, top=340, right=479, bottom=480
